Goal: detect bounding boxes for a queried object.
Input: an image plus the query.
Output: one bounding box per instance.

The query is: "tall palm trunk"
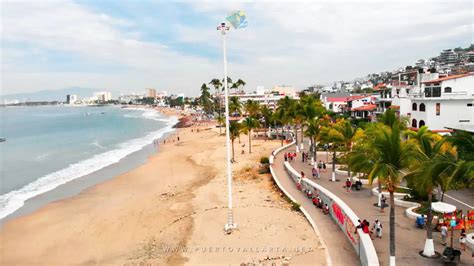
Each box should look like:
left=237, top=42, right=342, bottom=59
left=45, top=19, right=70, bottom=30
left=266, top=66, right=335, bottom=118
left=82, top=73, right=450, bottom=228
left=231, top=139, right=235, bottom=160
left=312, top=137, right=317, bottom=163
left=422, top=191, right=435, bottom=256
left=300, top=125, right=304, bottom=150
left=294, top=124, right=298, bottom=151
left=389, top=190, right=396, bottom=266
left=280, top=126, right=284, bottom=146
left=248, top=130, right=252, bottom=154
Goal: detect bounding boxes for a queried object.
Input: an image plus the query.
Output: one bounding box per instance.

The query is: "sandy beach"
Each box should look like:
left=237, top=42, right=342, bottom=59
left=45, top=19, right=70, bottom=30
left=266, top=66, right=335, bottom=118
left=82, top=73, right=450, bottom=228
left=0, top=109, right=325, bottom=265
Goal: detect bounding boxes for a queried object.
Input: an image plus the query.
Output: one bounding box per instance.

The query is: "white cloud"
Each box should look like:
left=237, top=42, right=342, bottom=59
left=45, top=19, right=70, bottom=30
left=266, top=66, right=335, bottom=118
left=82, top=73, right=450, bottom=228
left=1, top=0, right=472, bottom=96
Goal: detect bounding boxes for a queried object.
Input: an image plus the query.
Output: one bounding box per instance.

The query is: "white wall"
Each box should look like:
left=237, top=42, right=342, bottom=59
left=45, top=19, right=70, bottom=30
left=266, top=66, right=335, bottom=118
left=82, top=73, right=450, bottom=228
left=410, top=99, right=474, bottom=130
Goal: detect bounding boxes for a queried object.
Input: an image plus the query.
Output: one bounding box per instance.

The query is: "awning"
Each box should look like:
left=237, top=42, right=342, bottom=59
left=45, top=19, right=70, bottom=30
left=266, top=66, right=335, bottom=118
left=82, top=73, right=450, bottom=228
left=431, top=202, right=456, bottom=213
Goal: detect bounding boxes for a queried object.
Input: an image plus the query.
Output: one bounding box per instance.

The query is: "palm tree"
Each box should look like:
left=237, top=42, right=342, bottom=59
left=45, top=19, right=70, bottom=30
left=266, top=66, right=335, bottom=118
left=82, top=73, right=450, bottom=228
left=406, top=134, right=473, bottom=256
left=244, top=99, right=260, bottom=118
left=229, top=121, right=240, bottom=161
left=221, top=77, right=233, bottom=91
left=241, top=117, right=260, bottom=154
left=231, top=79, right=246, bottom=93
left=320, top=121, right=345, bottom=181
left=349, top=122, right=417, bottom=266
left=199, top=83, right=213, bottom=114
left=229, top=96, right=242, bottom=117
left=217, top=114, right=225, bottom=134
left=260, top=105, right=273, bottom=141
left=334, top=119, right=359, bottom=178
left=272, top=107, right=286, bottom=146
left=304, top=117, right=321, bottom=163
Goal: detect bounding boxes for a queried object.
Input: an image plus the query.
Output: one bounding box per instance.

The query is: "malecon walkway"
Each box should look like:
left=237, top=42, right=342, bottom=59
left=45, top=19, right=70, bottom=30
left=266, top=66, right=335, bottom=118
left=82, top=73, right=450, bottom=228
left=273, top=143, right=474, bottom=266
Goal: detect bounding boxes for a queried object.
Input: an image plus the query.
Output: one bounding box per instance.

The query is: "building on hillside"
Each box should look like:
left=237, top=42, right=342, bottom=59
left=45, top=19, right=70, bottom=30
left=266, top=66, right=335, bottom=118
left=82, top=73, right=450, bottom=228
left=409, top=73, right=474, bottom=133
left=349, top=95, right=377, bottom=120
left=66, top=94, right=78, bottom=104
left=146, top=88, right=156, bottom=98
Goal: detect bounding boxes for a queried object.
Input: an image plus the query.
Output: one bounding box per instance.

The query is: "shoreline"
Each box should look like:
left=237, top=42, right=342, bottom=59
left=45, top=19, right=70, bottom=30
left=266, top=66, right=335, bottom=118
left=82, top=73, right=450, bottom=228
left=0, top=106, right=179, bottom=222
left=0, top=112, right=326, bottom=265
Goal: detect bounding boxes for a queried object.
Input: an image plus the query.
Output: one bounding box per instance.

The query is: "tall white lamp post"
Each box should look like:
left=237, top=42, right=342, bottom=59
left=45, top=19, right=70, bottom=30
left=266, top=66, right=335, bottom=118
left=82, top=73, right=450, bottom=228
left=218, top=22, right=237, bottom=233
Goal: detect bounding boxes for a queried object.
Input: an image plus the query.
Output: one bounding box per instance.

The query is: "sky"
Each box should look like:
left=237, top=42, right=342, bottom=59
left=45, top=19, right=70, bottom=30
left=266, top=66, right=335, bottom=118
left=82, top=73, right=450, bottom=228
left=1, top=0, right=472, bottom=97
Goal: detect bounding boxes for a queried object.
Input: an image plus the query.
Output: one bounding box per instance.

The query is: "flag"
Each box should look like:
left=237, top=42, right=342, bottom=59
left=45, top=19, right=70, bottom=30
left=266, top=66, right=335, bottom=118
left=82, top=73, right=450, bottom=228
left=226, top=10, right=248, bottom=29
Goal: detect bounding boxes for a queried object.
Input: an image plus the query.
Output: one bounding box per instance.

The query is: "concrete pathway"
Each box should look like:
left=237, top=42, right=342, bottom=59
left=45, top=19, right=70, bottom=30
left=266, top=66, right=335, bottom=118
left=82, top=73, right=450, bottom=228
left=272, top=149, right=359, bottom=266
left=276, top=144, right=474, bottom=266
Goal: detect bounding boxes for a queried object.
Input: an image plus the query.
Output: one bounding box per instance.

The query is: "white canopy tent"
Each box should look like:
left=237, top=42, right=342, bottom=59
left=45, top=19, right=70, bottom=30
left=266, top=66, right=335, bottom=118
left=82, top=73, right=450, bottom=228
left=431, top=202, right=456, bottom=213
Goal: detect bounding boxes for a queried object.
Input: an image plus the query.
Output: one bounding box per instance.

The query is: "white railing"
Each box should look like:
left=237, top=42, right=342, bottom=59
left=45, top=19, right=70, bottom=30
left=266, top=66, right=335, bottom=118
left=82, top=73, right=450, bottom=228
left=284, top=162, right=379, bottom=266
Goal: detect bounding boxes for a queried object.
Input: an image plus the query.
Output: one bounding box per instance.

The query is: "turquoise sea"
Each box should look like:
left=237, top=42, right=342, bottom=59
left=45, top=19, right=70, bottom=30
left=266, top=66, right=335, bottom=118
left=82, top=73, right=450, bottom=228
left=0, top=105, right=177, bottom=219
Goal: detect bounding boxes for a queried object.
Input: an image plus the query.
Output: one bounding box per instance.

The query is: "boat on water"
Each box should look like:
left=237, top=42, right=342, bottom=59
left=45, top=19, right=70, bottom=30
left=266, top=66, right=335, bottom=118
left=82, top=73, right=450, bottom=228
left=0, top=138, right=6, bottom=142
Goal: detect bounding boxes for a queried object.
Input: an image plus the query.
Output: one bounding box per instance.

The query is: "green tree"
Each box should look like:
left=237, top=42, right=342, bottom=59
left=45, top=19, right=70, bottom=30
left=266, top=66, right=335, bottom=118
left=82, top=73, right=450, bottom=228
left=304, top=117, right=322, bottom=162
left=199, top=83, right=213, bottom=114
left=320, top=121, right=345, bottom=181
left=229, top=96, right=242, bottom=117
left=229, top=121, right=241, bottom=161
left=348, top=122, right=417, bottom=265
left=241, top=117, right=260, bottom=154
left=209, top=78, right=222, bottom=114
left=244, top=99, right=260, bottom=118
left=260, top=105, right=273, bottom=141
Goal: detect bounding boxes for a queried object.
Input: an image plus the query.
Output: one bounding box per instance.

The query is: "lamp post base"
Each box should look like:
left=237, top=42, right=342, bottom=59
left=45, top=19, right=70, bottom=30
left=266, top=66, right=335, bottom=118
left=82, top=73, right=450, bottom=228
left=224, top=209, right=237, bottom=234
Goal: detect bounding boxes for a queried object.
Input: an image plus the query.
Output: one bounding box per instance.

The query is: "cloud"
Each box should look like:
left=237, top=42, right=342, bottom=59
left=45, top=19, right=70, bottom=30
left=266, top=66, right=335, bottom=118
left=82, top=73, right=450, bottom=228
left=1, top=0, right=472, bottom=97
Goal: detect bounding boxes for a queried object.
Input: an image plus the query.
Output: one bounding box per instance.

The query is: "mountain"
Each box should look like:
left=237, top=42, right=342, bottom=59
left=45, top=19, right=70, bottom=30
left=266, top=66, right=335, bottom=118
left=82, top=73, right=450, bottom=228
left=0, top=87, right=100, bottom=102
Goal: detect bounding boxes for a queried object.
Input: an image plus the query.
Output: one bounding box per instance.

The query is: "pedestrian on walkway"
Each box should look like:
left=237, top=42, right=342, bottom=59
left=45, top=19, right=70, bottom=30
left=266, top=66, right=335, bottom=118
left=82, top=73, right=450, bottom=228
left=284, top=152, right=288, bottom=161
left=302, top=152, right=305, bottom=162
left=301, top=171, right=305, bottom=179
left=323, top=204, right=329, bottom=215
left=318, top=160, right=322, bottom=171
left=380, top=194, right=386, bottom=213
left=322, top=162, right=327, bottom=172
left=312, top=167, right=318, bottom=178
left=441, top=223, right=448, bottom=246
left=345, top=178, right=352, bottom=192
left=373, top=219, right=382, bottom=239
left=460, top=229, right=467, bottom=251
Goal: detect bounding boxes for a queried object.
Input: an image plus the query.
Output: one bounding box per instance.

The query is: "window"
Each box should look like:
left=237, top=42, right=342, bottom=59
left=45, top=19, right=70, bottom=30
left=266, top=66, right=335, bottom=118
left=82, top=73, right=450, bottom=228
left=412, top=119, right=417, bottom=128
left=436, top=103, right=440, bottom=116
left=433, top=87, right=441, bottom=97
left=412, top=103, right=417, bottom=111
left=444, top=87, right=452, bottom=93
left=420, top=103, right=426, bottom=112
left=419, top=120, right=425, bottom=127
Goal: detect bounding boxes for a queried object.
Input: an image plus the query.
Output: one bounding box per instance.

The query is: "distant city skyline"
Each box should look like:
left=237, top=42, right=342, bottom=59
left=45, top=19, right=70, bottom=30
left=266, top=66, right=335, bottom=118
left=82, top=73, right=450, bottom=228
left=2, top=0, right=472, bottom=96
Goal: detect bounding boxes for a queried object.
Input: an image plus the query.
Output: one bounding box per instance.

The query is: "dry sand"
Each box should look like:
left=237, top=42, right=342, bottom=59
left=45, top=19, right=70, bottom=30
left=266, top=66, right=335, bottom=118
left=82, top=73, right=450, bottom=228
left=0, top=111, right=326, bottom=265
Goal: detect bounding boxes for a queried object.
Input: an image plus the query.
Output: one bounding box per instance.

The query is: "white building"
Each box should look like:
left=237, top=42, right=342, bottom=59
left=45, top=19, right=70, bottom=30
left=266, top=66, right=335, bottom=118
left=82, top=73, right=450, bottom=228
left=229, top=86, right=296, bottom=110
left=409, top=73, right=474, bottom=133
left=94, top=91, right=112, bottom=102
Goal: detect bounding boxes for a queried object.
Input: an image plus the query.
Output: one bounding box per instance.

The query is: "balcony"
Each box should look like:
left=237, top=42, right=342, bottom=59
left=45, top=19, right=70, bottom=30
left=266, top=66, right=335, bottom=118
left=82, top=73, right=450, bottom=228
left=410, top=91, right=472, bottom=100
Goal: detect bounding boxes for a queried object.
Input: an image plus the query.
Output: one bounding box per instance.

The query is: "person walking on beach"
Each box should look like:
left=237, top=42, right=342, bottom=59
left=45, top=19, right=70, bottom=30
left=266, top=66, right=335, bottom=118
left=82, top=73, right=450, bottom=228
left=441, top=223, right=448, bottom=246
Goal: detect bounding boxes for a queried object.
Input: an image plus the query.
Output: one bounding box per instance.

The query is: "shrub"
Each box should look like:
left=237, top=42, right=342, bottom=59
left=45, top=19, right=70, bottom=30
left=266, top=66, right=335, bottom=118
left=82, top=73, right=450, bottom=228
left=291, top=201, right=301, bottom=212
left=260, top=156, right=270, bottom=165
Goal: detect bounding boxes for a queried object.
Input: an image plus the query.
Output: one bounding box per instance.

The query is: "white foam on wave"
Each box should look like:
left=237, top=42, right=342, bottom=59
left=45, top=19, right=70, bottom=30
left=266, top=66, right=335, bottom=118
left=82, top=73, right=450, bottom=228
left=0, top=113, right=178, bottom=219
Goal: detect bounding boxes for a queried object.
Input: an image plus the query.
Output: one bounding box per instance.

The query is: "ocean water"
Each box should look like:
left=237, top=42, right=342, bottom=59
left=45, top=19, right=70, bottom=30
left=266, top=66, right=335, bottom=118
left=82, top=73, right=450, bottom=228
left=0, top=105, right=177, bottom=219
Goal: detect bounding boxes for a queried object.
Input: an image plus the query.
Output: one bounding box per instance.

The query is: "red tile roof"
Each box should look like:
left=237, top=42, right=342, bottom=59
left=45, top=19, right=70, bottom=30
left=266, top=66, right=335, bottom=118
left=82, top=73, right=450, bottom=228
left=422, top=73, right=472, bottom=84
left=388, top=105, right=400, bottom=109
left=326, top=95, right=367, bottom=102
left=351, top=104, right=377, bottom=111
left=374, top=83, right=388, bottom=91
